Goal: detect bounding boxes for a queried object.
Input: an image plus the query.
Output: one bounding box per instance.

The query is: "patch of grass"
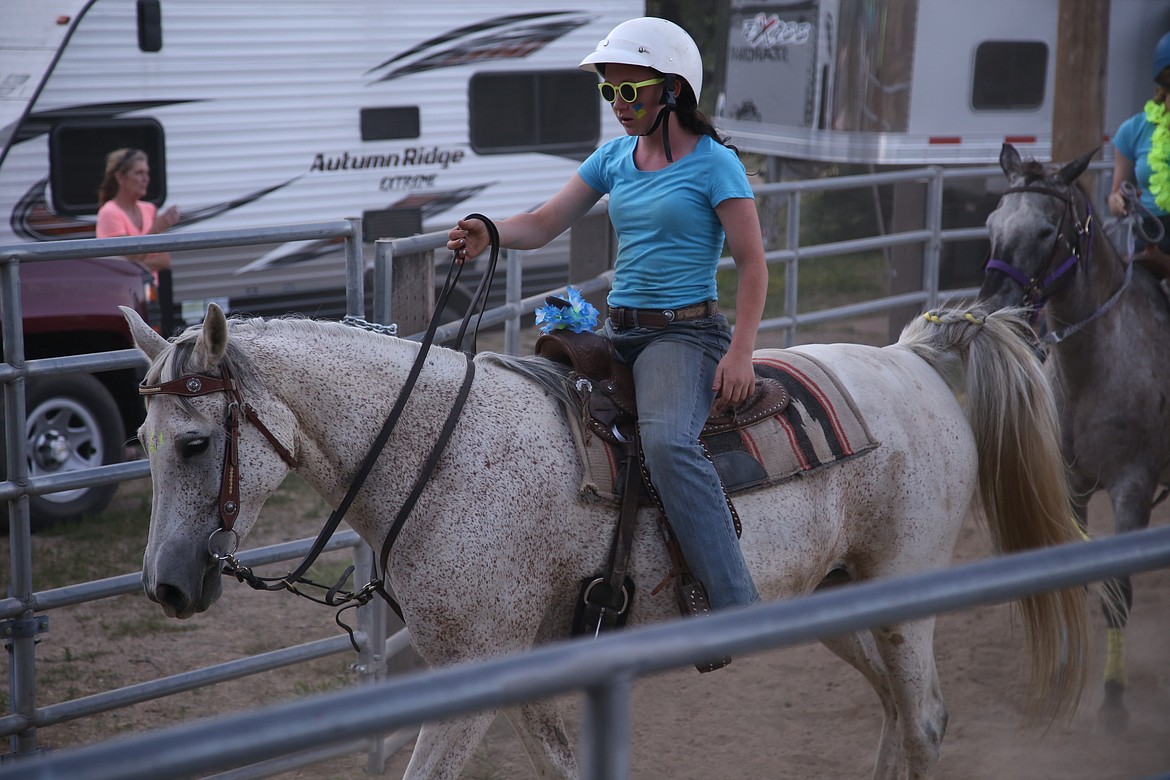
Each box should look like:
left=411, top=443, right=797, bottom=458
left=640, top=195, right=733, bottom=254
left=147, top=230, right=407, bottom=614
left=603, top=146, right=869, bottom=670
left=37, top=660, right=88, bottom=688
left=292, top=674, right=350, bottom=698
left=102, top=614, right=199, bottom=640
left=304, top=558, right=357, bottom=591
left=9, top=472, right=329, bottom=593
left=5, top=419, right=378, bottom=768
left=793, top=251, right=889, bottom=312
left=35, top=645, right=110, bottom=701
left=27, top=478, right=154, bottom=590
left=718, top=159, right=900, bottom=324
left=718, top=250, right=888, bottom=322
left=286, top=657, right=354, bottom=699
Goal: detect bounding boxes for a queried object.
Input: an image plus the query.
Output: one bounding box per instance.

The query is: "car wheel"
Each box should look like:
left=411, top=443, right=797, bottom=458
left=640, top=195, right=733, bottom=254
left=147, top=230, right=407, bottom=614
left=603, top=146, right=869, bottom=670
left=8, top=375, right=125, bottom=530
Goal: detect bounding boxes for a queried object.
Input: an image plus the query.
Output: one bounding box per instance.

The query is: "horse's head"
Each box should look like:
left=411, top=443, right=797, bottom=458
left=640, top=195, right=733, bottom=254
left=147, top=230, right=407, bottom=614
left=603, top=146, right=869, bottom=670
left=979, top=143, right=1097, bottom=312
left=122, top=304, right=299, bottom=618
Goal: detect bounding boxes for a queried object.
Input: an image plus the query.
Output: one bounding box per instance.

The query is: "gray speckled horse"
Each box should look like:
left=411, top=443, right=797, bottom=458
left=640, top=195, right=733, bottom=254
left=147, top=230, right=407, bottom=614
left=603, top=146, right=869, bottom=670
left=122, top=302, right=1087, bottom=780
left=981, top=143, right=1170, bottom=731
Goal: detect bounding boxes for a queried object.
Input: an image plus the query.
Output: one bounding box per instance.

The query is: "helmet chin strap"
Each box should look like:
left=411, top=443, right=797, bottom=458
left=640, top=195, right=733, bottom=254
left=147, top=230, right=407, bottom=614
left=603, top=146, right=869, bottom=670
left=640, top=74, right=677, bottom=163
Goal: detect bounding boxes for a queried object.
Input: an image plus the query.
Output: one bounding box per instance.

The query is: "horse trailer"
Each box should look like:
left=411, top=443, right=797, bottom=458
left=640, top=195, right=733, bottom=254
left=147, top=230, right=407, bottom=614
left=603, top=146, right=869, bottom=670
left=0, top=0, right=641, bottom=323
left=713, top=0, right=1170, bottom=165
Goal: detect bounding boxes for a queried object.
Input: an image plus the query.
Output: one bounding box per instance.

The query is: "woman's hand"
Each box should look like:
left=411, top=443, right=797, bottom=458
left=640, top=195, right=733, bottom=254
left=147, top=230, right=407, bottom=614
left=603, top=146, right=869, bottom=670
left=446, top=218, right=486, bottom=265
left=154, top=205, right=181, bottom=233
left=712, top=350, right=755, bottom=410
left=1107, top=188, right=1130, bottom=218
left=143, top=252, right=172, bottom=272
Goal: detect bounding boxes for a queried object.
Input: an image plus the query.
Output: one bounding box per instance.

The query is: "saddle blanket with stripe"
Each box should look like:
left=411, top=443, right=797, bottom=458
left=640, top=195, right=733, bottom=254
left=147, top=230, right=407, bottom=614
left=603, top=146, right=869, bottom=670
left=573, top=350, right=881, bottom=503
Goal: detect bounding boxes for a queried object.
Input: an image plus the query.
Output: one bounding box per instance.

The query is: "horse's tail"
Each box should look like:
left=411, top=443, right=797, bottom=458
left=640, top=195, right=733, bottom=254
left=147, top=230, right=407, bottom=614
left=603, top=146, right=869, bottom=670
left=899, top=306, right=1088, bottom=720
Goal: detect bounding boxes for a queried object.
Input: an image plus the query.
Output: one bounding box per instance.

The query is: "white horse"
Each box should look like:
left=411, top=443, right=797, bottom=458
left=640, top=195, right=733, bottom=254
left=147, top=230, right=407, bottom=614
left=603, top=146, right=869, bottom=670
left=122, top=302, right=1087, bottom=780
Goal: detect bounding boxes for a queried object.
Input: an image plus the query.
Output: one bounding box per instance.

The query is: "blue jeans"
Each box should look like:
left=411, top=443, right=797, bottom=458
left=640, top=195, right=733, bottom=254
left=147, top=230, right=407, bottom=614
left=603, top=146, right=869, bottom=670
left=603, top=314, right=760, bottom=610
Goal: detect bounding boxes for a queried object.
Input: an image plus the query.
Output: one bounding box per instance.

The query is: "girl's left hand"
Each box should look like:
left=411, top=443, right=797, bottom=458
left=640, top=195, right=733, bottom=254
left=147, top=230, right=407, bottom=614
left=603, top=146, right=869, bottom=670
left=712, top=352, right=755, bottom=410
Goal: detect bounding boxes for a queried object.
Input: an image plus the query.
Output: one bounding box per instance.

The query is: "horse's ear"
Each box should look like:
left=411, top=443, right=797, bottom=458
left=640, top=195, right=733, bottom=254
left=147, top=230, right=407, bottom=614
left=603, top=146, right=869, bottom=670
left=999, top=143, right=1024, bottom=180
left=120, top=305, right=169, bottom=360
left=191, top=303, right=229, bottom=373
left=1056, top=146, right=1099, bottom=186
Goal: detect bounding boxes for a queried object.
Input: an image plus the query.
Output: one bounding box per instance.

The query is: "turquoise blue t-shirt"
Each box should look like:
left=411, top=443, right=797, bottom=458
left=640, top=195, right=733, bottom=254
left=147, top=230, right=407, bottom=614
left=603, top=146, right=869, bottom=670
left=1113, top=110, right=1166, bottom=216
left=577, top=134, right=754, bottom=309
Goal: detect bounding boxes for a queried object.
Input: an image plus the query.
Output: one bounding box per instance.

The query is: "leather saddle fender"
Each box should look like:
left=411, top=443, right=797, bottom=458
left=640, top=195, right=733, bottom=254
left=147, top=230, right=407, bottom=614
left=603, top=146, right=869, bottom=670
left=535, top=330, right=790, bottom=441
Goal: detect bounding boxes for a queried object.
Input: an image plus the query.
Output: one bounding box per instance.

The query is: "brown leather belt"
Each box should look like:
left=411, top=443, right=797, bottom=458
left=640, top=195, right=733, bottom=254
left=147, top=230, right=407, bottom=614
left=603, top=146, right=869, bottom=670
left=607, top=300, right=719, bottom=330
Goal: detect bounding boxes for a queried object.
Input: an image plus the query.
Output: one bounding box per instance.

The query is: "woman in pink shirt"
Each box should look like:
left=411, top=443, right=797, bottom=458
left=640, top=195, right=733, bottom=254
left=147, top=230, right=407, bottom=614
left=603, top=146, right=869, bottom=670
left=95, top=148, right=180, bottom=273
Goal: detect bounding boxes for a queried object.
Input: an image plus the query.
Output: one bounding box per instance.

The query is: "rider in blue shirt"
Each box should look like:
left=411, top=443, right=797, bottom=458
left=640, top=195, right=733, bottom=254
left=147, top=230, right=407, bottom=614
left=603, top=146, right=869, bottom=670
left=448, top=17, right=767, bottom=611
left=1108, top=30, right=1170, bottom=257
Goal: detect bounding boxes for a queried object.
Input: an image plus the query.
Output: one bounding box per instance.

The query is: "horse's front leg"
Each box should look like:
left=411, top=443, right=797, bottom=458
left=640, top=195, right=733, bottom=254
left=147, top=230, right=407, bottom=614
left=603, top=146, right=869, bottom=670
left=403, top=714, right=498, bottom=780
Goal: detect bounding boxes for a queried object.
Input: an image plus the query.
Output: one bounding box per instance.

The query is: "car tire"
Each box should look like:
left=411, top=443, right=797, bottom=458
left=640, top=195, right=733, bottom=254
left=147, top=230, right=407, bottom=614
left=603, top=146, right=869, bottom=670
left=1, top=374, right=125, bottom=531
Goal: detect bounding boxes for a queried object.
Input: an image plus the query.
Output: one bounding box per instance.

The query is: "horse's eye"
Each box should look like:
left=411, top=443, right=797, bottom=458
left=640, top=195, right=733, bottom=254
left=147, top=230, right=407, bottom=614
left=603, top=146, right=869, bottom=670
left=182, top=438, right=210, bottom=458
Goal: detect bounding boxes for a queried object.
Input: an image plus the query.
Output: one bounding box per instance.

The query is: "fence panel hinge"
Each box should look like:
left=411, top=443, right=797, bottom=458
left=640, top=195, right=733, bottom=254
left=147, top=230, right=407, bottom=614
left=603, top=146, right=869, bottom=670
left=1, top=614, right=49, bottom=641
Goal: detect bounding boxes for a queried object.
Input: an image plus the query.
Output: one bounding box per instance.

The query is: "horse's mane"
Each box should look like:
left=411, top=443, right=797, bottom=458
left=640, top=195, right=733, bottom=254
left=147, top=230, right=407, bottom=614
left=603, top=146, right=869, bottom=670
left=148, top=313, right=635, bottom=420
left=1017, top=158, right=1050, bottom=184
left=1019, top=157, right=1095, bottom=199
left=482, top=352, right=576, bottom=408
left=145, top=315, right=410, bottom=421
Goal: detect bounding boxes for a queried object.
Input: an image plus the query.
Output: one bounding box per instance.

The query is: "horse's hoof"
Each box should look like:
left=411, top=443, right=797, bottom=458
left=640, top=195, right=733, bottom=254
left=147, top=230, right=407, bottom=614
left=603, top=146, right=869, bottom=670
left=1097, top=680, right=1130, bottom=735
left=696, top=656, right=732, bottom=673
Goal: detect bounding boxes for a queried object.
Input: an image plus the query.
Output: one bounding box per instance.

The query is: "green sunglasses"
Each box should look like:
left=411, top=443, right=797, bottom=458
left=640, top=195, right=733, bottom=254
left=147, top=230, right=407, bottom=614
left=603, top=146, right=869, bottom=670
left=597, top=77, right=665, bottom=104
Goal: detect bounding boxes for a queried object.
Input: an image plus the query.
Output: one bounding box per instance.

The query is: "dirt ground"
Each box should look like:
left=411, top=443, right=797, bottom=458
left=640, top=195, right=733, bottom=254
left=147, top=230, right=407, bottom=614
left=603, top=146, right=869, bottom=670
left=382, top=496, right=1170, bottom=780
left=5, top=321, right=1170, bottom=779
left=9, top=487, right=1168, bottom=780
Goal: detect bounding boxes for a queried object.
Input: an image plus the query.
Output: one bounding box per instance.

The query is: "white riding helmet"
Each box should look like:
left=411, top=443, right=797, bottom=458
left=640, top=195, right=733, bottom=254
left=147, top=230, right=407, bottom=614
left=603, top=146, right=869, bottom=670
left=579, top=17, right=703, bottom=103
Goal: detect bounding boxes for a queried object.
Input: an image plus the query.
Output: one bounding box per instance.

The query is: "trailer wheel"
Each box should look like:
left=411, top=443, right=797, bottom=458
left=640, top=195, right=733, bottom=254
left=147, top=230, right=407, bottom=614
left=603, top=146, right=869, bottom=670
left=1, top=375, right=125, bottom=531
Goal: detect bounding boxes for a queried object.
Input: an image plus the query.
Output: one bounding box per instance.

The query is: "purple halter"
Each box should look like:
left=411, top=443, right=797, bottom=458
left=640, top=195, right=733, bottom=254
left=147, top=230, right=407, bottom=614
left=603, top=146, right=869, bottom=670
left=983, top=184, right=1093, bottom=312
left=985, top=182, right=1132, bottom=344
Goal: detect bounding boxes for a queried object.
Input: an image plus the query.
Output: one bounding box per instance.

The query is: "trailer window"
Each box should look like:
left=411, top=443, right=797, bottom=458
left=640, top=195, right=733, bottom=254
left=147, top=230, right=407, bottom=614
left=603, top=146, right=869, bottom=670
left=971, top=41, right=1047, bottom=111
left=361, top=107, right=421, bottom=141
left=49, top=119, right=166, bottom=216
left=137, top=0, right=162, bottom=52
left=363, top=207, right=422, bottom=240
left=469, top=70, right=599, bottom=156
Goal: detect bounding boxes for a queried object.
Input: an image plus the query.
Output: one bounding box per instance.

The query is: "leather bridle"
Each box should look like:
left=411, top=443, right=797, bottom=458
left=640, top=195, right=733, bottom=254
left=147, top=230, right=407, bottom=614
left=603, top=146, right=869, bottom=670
left=139, top=365, right=299, bottom=556
left=984, top=182, right=1131, bottom=344
left=137, top=214, right=501, bottom=643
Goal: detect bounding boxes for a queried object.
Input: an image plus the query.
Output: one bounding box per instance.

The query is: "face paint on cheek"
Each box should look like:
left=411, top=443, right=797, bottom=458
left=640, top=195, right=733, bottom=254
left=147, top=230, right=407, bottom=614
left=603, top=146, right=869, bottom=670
left=633, top=102, right=647, bottom=118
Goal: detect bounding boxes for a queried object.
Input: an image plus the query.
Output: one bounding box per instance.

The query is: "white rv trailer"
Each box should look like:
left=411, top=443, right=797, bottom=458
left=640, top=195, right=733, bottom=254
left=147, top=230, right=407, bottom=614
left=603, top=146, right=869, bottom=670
left=713, top=0, right=1170, bottom=165
left=0, top=0, right=641, bottom=320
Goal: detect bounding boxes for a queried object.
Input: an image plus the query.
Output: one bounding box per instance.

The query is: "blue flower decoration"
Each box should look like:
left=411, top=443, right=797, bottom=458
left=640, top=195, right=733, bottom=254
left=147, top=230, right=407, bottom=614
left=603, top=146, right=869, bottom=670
left=535, top=286, right=599, bottom=334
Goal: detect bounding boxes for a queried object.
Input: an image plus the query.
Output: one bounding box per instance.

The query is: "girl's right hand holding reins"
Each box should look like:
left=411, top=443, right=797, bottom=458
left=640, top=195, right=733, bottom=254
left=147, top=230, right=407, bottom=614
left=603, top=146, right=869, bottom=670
left=446, top=218, right=486, bottom=264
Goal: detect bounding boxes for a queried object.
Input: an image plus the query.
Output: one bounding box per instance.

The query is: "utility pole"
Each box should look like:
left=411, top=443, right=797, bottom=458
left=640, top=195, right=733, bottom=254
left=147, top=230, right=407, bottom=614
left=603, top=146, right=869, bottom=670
left=1052, top=0, right=1110, bottom=183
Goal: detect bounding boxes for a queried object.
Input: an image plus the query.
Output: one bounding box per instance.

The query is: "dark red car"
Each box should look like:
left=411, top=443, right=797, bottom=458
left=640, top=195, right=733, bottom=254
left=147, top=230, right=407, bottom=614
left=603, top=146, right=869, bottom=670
left=2, top=257, right=158, bottom=528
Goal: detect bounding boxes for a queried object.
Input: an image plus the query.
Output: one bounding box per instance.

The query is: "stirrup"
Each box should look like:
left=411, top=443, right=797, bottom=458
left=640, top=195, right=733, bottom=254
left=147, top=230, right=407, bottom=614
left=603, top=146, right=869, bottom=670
left=678, top=579, right=731, bottom=673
